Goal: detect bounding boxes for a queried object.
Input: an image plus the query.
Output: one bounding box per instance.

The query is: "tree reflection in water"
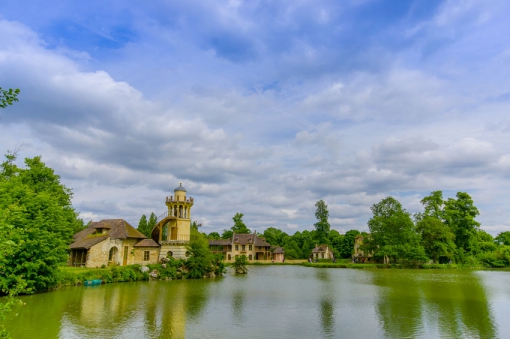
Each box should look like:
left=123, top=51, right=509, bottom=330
left=316, top=268, right=335, bottom=337
left=372, top=270, right=496, bottom=338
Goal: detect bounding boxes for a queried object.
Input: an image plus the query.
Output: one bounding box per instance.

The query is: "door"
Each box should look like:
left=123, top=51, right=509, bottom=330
left=123, top=246, right=129, bottom=266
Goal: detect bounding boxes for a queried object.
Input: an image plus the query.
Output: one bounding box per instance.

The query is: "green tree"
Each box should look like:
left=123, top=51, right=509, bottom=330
left=314, top=200, right=330, bottom=245
left=495, top=231, right=510, bottom=246
left=338, top=230, right=360, bottom=259
left=416, top=216, right=456, bottom=263
left=137, top=214, right=148, bottom=236
left=207, top=232, right=220, bottom=240
left=367, top=197, right=426, bottom=264
left=232, top=254, right=248, bottom=274
left=417, top=190, right=445, bottom=220
left=0, top=87, right=20, bottom=109
left=148, top=212, right=157, bottom=230
left=444, top=192, right=480, bottom=254
left=221, top=229, right=233, bottom=239
left=263, top=227, right=287, bottom=246
left=230, top=213, right=251, bottom=234
left=0, top=154, right=80, bottom=293
left=184, top=229, right=215, bottom=279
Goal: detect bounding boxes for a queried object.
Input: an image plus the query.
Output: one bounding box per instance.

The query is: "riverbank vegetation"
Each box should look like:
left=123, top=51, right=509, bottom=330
left=204, top=194, right=510, bottom=269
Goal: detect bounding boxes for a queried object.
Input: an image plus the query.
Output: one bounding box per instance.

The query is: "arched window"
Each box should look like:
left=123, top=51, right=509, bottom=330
left=167, top=251, right=173, bottom=258
left=109, top=247, right=118, bottom=264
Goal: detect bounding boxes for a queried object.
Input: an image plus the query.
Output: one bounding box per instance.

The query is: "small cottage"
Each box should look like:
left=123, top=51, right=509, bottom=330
left=311, top=244, right=334, bottom=260
left=69, top=219, right=160, bottom=268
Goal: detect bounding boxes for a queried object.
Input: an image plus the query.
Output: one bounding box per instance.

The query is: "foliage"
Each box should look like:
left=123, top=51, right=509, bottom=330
left=184, top=230, right=216, bottom=278
left=137, top=212, right=157, bottom=238
left=263, top=227, right=287, bottom=246
left=148, top=212, right=157, bottom=233
left=0, top=154, right=81, bottom=293
left=367, top=197, right=426, bottom=264
left=416, top=216, right=456, bottom=263
left=232, top=254, right=248, bottom=274
left=207, top=232, right=220, bottom=240
left=0, top=87, right=20, bottom=109
left=314, top=200, right=330, bottom=245
left=230, top=213, right=251, bottom=234
left=494, top=231, right=510, bottom=246
left=221, top=229, right=233, bottom=239
left=137, top=214, right=149, bottom=236
left=444, top=192, right=480, bottom=255
left=338, top=230, right=360, bottom=258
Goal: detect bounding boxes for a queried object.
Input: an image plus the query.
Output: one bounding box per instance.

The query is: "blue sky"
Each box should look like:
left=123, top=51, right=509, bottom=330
left=1, top=0, right=510, bottom=235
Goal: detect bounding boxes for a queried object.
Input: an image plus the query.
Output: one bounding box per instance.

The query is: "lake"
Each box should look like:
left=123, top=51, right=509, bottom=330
left=7, top=266, right=510, bottom=338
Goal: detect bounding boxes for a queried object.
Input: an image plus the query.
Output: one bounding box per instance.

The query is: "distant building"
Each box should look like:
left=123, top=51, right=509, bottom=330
left=150, top=183, right=194, bottom=260
left=209, top=232, right=284, bottom=261
left=311, top=244, right=334, bottom=260
left=69, top=219, right=160, bottom=267
left=352, top=234, right=372, bottom=263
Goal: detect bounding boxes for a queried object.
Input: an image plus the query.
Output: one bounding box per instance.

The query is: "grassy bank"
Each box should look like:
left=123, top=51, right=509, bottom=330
left=55, top=262, right=191, bottom=289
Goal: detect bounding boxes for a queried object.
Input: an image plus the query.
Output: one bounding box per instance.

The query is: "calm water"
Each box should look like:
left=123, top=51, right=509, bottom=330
left=7, top=266, right=510, bottom=338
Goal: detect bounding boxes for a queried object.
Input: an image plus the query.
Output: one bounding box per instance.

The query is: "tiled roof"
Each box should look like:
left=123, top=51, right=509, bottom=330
left=312, top=244, right=330, bottom=253
left=90, top=219, right=146, bottom=239
left=273, top=246, right=285, bottom=254
left=70, top=219, right=147, bottom=250
left=209, top=239, right=232, bottom=246
left=254, top=236, right=271, bottom=247
left=233, top=233, right=256, bottom=245
left=70, top=235, right=108, bottom=249
left=134, top=238, right=160, bottom=247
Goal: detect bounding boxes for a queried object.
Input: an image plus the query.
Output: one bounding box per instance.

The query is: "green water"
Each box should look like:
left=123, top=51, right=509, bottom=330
left=6, top=266, right=510, bottom=338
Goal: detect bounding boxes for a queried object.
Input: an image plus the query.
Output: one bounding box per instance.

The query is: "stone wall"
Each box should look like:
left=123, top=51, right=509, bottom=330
left=134, top=247, right=159, bottom=265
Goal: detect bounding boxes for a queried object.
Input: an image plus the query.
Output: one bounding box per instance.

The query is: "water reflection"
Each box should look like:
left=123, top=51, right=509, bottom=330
left=371, top=270, right=496, bottom=338
left=7, top=267, right=506, bottom=338
left=315, top=269, right=335, bottom=338
left=58, top=279, right=212, bottom=338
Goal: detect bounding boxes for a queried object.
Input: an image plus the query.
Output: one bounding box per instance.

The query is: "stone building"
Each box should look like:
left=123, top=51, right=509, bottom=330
left=150, top=183, right=194, bottom=260
left=69, top=219, right=160, bottom=267
left=209, top=232, right=284, bottom=261
left=311, top=244, right=334, bottom=260
left=352, top=234, right=372, bottom=263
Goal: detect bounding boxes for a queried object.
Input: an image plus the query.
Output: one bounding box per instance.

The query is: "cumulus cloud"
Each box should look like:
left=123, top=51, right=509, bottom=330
left=1, top=1, right=510, bottom=236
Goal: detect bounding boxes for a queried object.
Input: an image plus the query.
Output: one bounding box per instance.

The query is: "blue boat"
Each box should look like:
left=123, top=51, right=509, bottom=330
left=84, top=279, right=102, bottom=286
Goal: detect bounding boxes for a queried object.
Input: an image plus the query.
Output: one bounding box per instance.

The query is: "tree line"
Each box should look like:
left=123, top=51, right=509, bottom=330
left=363, top=192, right=510, bottom=267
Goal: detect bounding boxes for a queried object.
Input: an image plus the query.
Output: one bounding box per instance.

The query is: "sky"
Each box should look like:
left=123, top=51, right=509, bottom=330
left=1, top=0, right=510, bottom=236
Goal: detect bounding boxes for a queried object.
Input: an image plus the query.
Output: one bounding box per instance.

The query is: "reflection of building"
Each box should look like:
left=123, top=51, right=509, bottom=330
left=151, top=183, right=194, bottom=260
left=69, top=219, right=160, bottom=267
left=209, top=232, right=284, bottom=261
left=311, top=244, right=334, bottom=260
left=352, top=235, right=372, bottom=263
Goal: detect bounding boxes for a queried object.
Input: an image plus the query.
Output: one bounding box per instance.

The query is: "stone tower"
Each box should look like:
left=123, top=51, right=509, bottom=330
left=164, top=183, right=194, bottom=241
left=152, top=183, right=194, bottom=259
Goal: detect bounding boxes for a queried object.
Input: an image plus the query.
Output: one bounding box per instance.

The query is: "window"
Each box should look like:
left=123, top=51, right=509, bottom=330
left=235, top=245, right=239, bottom=251
left=242, top=245, right=245, bottom=251
left=249, top=255, right=252, bottom=260
left=249, top=245, right=252, bottom=251
left=144, top=251, right=150, bottom=261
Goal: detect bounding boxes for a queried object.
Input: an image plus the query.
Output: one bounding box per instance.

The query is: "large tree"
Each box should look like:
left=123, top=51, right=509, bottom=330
left=416, top=216, right=456, bottom=263
left=367, top=197, right=426, bottom=264
left=230, top=213, right=251, bottom=234
left=338, top=230, right=360, bottom=259
left=0, top=154, right=81, bottom=293
left=444, top=192, right=480, bottom=254
left=314, top=200, right=330, bottom=245
left=137, top=214, right=149, bottom=236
